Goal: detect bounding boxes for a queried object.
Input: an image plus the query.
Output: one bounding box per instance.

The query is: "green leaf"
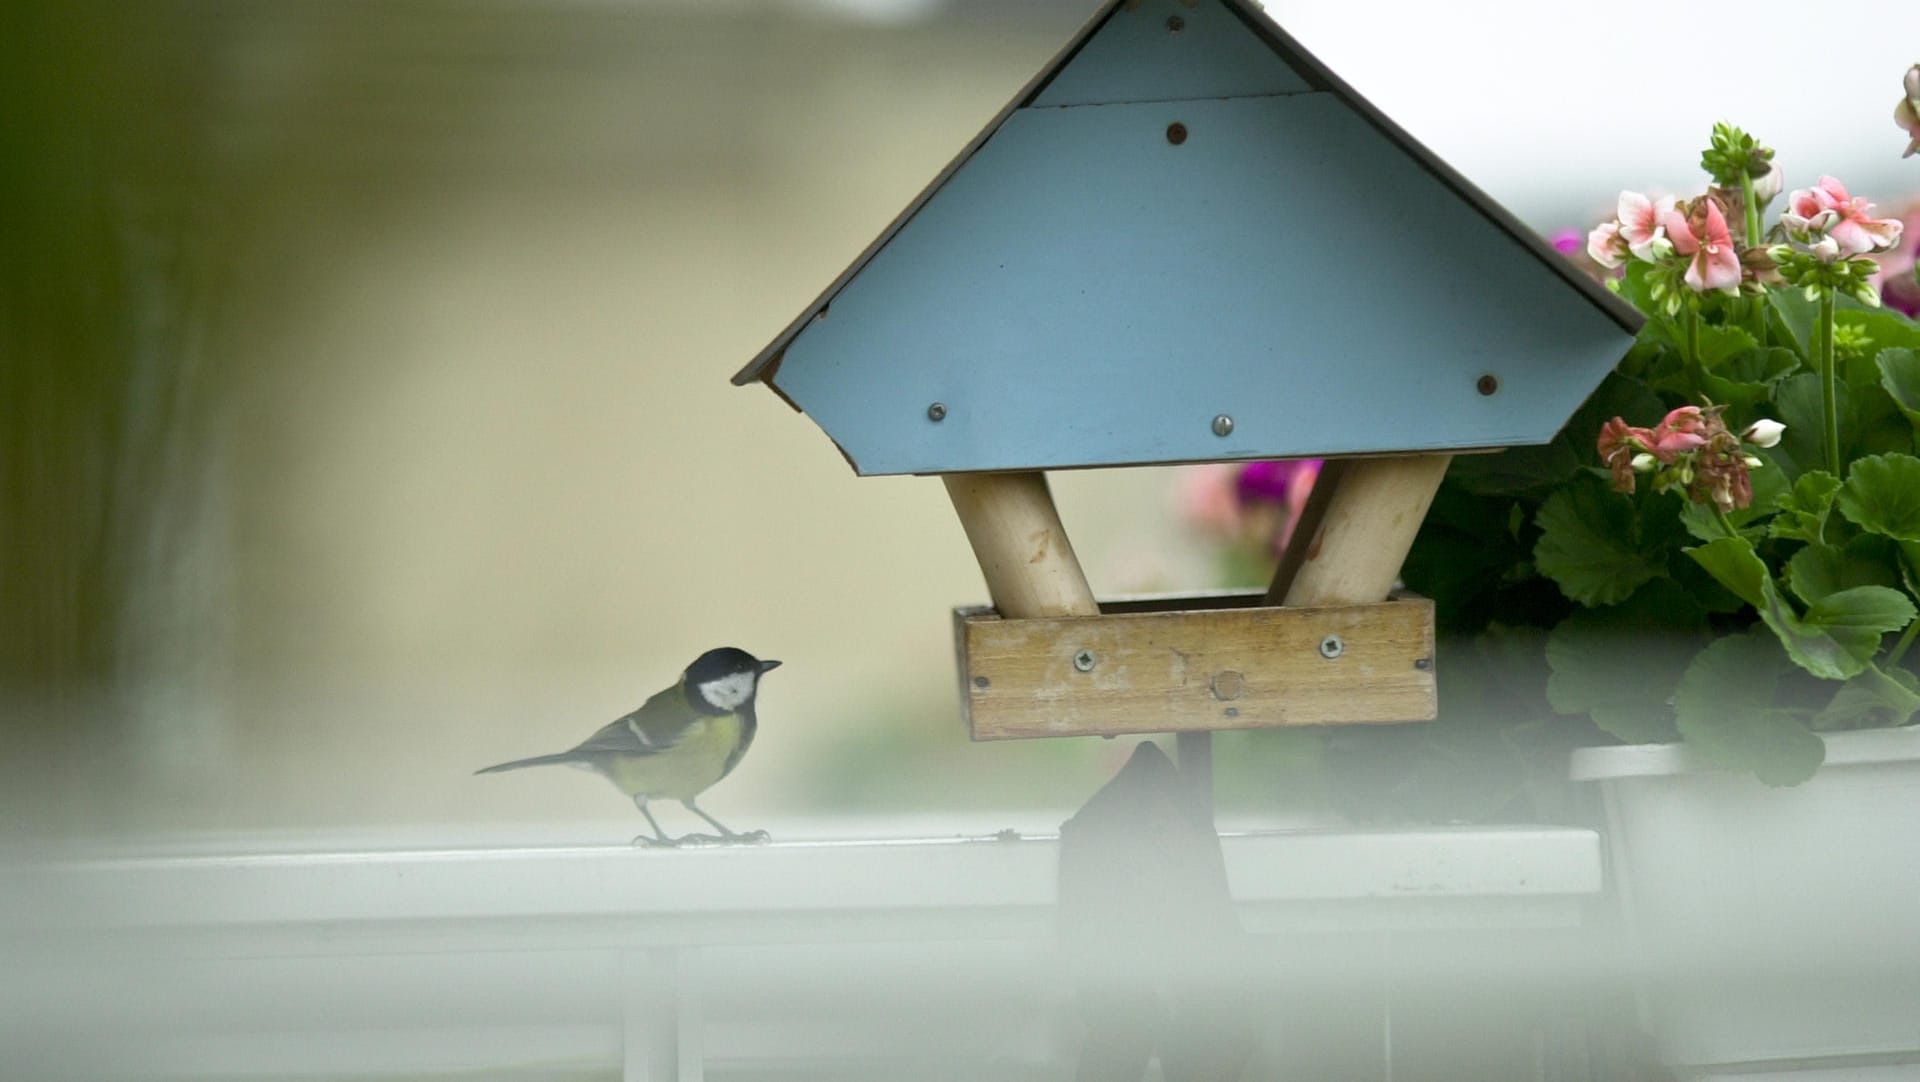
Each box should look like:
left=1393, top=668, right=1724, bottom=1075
left=1876, top=347, right=1920, bottom=432
left=1700, top=346, right=1802, bottom=412
left=1677, top=501, right=1726, bottom=544
left=1612, top=260, right=1662, bottom=322
left=1685, top=535, right=1871, bottom=679
left=1673, top=629, right=1826, bottom=786
left=1814, top=664, right=1920, bottom=730
left=1768, top=288, right=1820, bottom=360
left=1723, top=345, right=1803, bottom=383
left=1444, top=443, right=1580, bottom=499
left=1544, top=582, right=1703, bottom=744
left=1402, top=485, right=1570, bottom=635
left=1786, top=545, right=1843, bottom=605
left=1792, top=578, right=1915, bottom=672
left=1616, top=329, right=1681, bottom=387
left=1670, top=553, right=1749, bottom=614
left=1697, top=337, right=1797, bottom=410
left=1801, top=584, right=1916, bottom=635
left=1686, top=535, right=1768, bottom=608
left=1757, top=575, right=1870, bottom=680
left=1901, top=540, right=1920, bottom=599
left=1699, top=324, right=1760, bottom=366
left=1836, top=452, right=1920, bottom=540
left=1771, top=372, right=1847, bottom=477
left=1850, top=384, right=1913, bottom=458
left=1768, top=470, right=1841, bottom=543
left=1533, top=476, right=1665, bottom=606
left=1675, top=448, right=1787, bottom=543
left=1652, top=326, right=1760, bottom=398
left=1785, top=535, right=1902, bottom=606
left=1745, top=446, right=1791, bottom=520
left=1838, top=308, right=1920, bottom=355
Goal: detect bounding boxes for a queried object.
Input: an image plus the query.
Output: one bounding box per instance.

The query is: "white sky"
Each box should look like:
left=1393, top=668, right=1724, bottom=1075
left=1268, top=0, right=1920, bottom=228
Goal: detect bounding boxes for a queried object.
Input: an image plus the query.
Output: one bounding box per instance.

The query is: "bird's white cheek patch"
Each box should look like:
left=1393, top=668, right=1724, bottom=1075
left=698, top=672, right=755, bottom=712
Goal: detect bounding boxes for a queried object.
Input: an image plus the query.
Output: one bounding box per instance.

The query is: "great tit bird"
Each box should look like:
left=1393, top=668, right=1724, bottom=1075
left=477, top=647, right=780, bottom=847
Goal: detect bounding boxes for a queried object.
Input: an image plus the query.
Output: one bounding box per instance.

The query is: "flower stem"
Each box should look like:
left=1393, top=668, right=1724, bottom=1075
left=1817, top=288, right=1840, bottom=474
left=1888, top=618, right=1920, bottom=669
left=1713, top=506, right=1741, bottom=540
left=1685, top=303, right=1702, bottom=369
left=1739, top=172, right=1762, bottom=250
left=1739, top=173, right=1767, bottom=343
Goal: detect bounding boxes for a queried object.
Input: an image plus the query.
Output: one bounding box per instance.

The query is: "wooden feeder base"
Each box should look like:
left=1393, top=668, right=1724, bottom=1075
left=955, top=591, right=1435, bottom=741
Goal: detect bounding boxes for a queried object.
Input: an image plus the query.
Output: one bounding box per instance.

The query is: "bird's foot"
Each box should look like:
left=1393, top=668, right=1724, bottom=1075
left=631, top=833, right=680, bottom=849
left=674, top=830, right=770, bottom=848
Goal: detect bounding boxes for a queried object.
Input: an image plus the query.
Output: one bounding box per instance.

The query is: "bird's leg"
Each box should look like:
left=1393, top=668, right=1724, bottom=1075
left=630, top=796, right=680, bottom=849
left=682, top=798, right=769, bottom=845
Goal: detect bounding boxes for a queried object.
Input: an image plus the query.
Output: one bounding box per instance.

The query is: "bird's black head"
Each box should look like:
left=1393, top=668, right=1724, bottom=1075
left=683, top=646, right=781, bottom=716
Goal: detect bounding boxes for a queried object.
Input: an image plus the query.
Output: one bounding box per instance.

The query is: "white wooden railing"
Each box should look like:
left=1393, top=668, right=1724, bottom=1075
left=1, top=824, right=1605, bottom=1081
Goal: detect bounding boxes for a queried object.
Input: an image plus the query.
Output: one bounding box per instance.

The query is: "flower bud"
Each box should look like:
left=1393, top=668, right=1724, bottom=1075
left=1900, top=65, right=1920, bottom=154
left=1631, top=452, right=1657, bottom=472
left=1743, top=455, right=1764, bottom=468
left=1751, top=162, right=1784, bottom=204
left=1587, top=221, right=1627, bottom=268
left=1741, top=418, right=1786, bottom=447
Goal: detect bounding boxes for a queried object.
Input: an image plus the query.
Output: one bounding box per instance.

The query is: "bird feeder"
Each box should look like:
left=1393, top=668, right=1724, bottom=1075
left=734, top=0, right=1641, bottom=741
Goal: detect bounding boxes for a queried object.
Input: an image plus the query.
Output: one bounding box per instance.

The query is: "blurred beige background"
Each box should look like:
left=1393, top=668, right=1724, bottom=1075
left=4, top=0, right=1242, bottom=844
left=8, top=0, right=1915, bottom=846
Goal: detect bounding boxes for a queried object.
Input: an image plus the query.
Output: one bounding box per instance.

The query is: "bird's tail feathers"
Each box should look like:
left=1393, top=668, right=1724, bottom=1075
left=474, top=752, right=584, bottom=775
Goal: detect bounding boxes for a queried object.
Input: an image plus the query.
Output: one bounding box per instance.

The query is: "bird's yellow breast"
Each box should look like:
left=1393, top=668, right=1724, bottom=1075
left=601, top=713, right=743, bottom=801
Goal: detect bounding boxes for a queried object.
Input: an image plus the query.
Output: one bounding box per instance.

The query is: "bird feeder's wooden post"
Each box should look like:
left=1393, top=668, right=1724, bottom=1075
left=943, top=472, right=1099, bottom=620
left=1175, top=454, right=1451, bottom=821
left=1268, top=454, right=1453, bottom=608
left=1154, top=455, right=1448, bottom=819
left=947, top=471, right=1225, bottom=813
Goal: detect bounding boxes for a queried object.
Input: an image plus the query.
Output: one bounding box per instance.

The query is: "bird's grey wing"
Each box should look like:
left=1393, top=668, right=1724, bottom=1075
left=569, top=686, right=694, bottom=758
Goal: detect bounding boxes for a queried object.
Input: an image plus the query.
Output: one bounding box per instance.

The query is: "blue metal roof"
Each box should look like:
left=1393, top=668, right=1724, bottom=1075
left=734, top=0, right=1642, bottom=476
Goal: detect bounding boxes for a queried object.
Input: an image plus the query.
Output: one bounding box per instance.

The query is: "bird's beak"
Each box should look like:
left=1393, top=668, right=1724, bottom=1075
left=758, top=659, right=782, bottom=674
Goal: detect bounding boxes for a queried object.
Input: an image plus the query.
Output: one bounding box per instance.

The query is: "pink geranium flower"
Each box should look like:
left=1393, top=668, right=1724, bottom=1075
left=1663, top=198, right=1742, bottom=295
left=1615, top=191, right=1676, bottom=261
left=1597, top=407, right=1756, bottom=511
left=1646, top=406, right=1711, bottom=460
left=1784, top=177, right=1904, bottom=258
left=1586, top=191, right=1677, bottom=268
left=1587, top=220, right=1627, bottom=268
left=1870, top=199, right=1920, bottom=315
left=1597, top=417, right=1648, bottom=493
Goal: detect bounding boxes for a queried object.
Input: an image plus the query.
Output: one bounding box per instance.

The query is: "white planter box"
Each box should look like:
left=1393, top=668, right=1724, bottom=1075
left=1571, top=727, right=1920, bottom=1078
